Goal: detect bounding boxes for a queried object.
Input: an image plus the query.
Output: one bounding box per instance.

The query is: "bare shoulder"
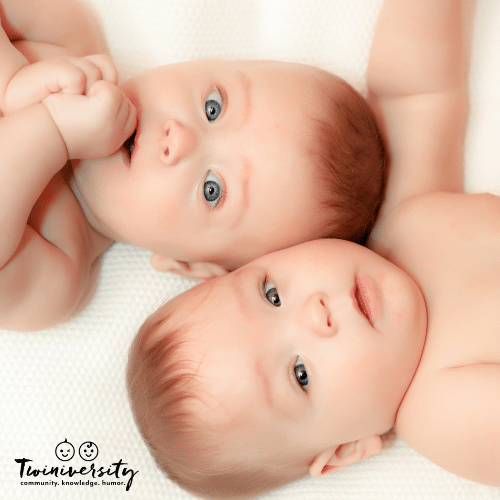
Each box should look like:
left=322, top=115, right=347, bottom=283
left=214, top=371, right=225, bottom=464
left=396, top=363, right=500, bottom=487
left=371, top=192, right=500, bottom=258
left=399, top=192, right=500, bottom=251
left=1, top=0, right=107, bottom=56
left=391, top=190, right=500, bottom=225
left=411, top=191, right=500, bottom=227
left=0, top=173, right=102, bottom=331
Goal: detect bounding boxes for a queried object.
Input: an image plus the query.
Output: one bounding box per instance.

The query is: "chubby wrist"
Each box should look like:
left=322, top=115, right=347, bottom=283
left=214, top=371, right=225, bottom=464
left=33, top=102, right=70, bottom=165
left=41, top=94, right=84, bottom=160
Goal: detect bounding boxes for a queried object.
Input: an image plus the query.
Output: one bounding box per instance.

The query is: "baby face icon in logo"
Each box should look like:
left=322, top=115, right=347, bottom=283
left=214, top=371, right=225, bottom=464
left=55, top=439, right=75, bottom=461
left=79, top=441, right=99, bottom=461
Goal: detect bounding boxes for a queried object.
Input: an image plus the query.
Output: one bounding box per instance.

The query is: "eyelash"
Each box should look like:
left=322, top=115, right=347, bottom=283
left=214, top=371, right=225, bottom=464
left=260, top=274, right=269, bottom=299
left=292, top=357, right=309, bottom=392
left=261, top=274, right=281, bottom=307
left=259, top=275, right=308, bottom=393
left=203, top=171, right=226, bottom=210
left=205, top=86, right=225, bottom=123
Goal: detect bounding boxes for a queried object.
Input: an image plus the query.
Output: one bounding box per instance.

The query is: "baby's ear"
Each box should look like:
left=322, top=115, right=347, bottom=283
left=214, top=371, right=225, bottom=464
left=150, top=254, right=229, bottom=281
left=309, top=435, right=382, bottom=478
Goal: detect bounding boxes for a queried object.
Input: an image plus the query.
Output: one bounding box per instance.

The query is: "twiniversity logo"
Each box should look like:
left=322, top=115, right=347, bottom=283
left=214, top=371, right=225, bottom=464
left=15, top=439, right=139, bottom=491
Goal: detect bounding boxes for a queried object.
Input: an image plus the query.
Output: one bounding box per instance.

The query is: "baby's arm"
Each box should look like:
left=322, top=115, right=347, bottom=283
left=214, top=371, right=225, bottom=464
left=3, top=54, right=118, bottom=114
left=0, top=0, right=112, bottom=114
left=1, top=0, right=106, bottom=60
left=0, top=79, right=135, bottom=267
left=0, top=10, right=29, bottom=113
left=0, top=81, right=136, bottom=330
left=367, top=0, right=467, bottom=227
left=0, top=52, right=130, bottom=263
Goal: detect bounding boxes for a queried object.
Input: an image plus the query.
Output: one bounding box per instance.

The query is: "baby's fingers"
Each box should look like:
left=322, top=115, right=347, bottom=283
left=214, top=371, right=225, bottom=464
left=88, top=80, right=137, bottom=152
left=60, top=55, right=117, bottom=95
left=82, top=54, right=118, bottom=85
left=116, top=89, right=138, bottom=143
left=54, top=58, right=100, bottom=96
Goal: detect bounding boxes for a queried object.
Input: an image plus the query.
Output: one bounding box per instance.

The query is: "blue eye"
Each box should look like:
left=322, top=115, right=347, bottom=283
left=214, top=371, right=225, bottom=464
left=205, top=89, right=222, bottom=122
left=264, top=280, right=281, bottom=307
left=203, top=171, right=222, bottom=207
left=294, top=358, right=308, bottom=390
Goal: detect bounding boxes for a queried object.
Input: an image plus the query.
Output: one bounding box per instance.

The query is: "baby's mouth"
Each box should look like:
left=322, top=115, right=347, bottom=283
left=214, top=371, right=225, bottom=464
left=123, top=130, right=137, bottom=159
left=353, top=279, right=374, bottom=327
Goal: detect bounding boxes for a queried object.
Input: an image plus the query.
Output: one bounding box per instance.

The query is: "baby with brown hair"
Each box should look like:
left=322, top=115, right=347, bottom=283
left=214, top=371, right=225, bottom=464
left=0, top=0, right=384, bottom=331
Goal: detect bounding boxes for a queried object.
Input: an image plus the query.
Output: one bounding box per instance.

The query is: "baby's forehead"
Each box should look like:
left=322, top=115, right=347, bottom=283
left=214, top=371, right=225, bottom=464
left=239, top=59, right=321, bottom=73
left=174, top=276, right=227, bottom=308
left=163, top=273, right=252, bottom=349
left=161, top=279, right=230, bottom=334
left=218, top=59, right=336, bottom=107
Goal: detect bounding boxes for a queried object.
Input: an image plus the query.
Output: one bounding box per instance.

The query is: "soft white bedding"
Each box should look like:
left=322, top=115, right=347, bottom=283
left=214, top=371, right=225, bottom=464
left=1, top=0, right=500, bottom=498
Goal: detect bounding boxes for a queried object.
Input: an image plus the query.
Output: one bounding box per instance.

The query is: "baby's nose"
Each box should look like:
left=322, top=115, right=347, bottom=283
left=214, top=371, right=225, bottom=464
left=159, top=119, right=197, bottom=166
left=303, top=292, right=337, bottom=338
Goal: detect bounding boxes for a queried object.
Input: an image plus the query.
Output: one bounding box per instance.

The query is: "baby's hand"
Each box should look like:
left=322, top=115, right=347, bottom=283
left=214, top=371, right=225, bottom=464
left=42, top=80, right=137, bottom=160
left=4, top=54, right=117, bottom=114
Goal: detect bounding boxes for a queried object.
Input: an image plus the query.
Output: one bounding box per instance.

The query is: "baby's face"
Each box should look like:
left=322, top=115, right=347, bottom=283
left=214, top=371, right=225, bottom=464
left=73, top=60, right=331, bottom=269
left=166, top=239, right=427, bottom=464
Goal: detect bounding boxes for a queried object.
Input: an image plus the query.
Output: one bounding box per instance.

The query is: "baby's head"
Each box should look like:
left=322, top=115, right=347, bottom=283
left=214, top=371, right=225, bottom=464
left=73, top=60, right=385, bottom=279
left=127, top=239, right=427, bottom=498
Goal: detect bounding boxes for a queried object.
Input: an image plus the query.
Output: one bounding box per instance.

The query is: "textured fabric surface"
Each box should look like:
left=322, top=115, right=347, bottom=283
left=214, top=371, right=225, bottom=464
left=1, top=0, right=500, bottom=498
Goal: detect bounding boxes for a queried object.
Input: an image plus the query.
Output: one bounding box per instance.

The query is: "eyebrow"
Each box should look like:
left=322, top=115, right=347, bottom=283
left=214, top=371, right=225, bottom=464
left=228, top=271, right=275, bottom=410
left=229, top=271, right=296, bottom=420
left=255, top=357, right=276, bottom=412
left=228, top=71, right=253, bottom=230
left=230, top=159, right=251, bottom=230
left=230, top=269, right=253, bottom=323
left=255, top=352, right=298, bottom=422
left=236, top=70, right=252, bottom=129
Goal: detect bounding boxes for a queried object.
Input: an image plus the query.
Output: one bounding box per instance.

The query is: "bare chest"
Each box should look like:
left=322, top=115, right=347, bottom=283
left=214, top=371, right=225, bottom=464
left=29, top=171, right=109, bottom=313
left=387, top=194, right=500, bottom=372
left=421, top=274, right=500, bottom=371
left=30, top=169, right=107, bottom=264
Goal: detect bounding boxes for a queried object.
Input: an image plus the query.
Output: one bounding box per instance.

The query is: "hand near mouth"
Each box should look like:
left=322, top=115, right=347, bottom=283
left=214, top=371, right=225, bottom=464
left=43, top=78, right=137, bottom=161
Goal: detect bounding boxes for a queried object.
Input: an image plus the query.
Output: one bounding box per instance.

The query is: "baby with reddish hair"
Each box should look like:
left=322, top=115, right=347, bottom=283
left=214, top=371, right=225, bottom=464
left=0, top=0, right=385, bottom=331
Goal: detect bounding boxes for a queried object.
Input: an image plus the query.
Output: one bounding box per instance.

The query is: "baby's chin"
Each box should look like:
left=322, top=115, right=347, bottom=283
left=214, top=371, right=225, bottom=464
left=66, top=159, right=115, bottom=241
left=67, top=163, right=93, bottom=220
left=406, top=273, right=428, bottom=338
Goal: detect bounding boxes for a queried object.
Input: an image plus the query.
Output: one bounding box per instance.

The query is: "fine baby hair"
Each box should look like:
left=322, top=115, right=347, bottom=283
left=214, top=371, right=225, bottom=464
left=126, top=237, right=424, bottom=499
left=127, top=292, right=307, bottom=500
left=306, top=72, right=386, bottom=244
